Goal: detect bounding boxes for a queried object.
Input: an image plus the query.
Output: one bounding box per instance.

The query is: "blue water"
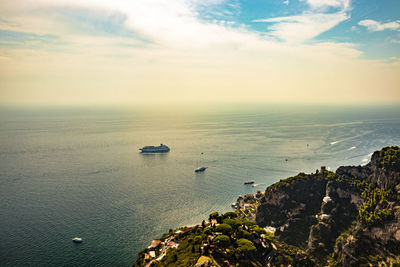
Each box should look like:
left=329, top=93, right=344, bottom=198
left=1, top=104, right=399, bottom=266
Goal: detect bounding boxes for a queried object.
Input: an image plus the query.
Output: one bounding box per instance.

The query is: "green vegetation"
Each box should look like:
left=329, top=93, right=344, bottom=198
left=358, top=185, right=394, bottom=226
left=236, top=238, right=256, bottom=253
left=332, top=174, right=395, bottom=227
left=147, top=210, right=289, bottom=266
left=324, top=170, right=336, bottom=178
left=253, top=225, right=267, bottom=235
left=215, top=223, right=232, bottom=234
left=213, top=235, right=230, bottom=248
left=243, top=220, right=255, bottom=227
left=157, top=232, right=201, bottom=266
left=378, top=146, right=400, bottom=171
left=208, top=211, right=223, bottom=223
left=268, top=171, right=328, bottom=192
left=222, top=218, right=241, bottom=229
left=271, top=242, right=310, bottom=266
left=222, top=211, right=237, bottom=219
left=268, top=173, right=309, bottom=191
left=263, top=231, right=275, bottom=241
left=237, top=230, right=251, bottom=239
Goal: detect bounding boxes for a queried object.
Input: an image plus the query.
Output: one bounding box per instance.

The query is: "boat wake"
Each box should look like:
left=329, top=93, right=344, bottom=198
left=330, top=141, right=340, bottom=145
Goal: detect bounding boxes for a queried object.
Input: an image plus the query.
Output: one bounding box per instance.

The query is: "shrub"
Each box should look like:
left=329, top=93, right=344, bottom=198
left=203, top=227, right=212, bottom=235
left=238, top=230, right=251, bottom=239
left=223, top=211, right=238, bottom=219
left=378, top=146, right=400, bottom=171
left=253, top=226, right=267, bottom=235
left=243, top=220, right=255, bottom=227
left=222, top=218, right=241, bottom=229
left=236, top=238, right=256, bottom=253
left=213, top=235, right=231, bottom=248
left=263, top=231, right=275, bottom=241
left=215, top=224, right=233, bottom=234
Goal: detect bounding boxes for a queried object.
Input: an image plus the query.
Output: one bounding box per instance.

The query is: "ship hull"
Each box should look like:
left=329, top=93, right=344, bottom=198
left=140, top=149, right=170, bottom=153
left=139, top=144, right=170, bottom=153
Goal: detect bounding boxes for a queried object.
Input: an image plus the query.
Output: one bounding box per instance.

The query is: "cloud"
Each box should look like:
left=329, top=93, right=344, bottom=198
left=283, top=0, right=289, bottom=5
left=255, top=12, right=349, bottom=43
left=358, top=19, right=400, bottom=32
left=254, top=0, right=350, bottom=43
left=305, top=0, right=349, bottom=10
left=0, top=0, right=252, bottom=49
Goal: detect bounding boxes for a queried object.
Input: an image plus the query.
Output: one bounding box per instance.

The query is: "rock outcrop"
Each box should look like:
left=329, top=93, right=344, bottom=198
left=256, top=146, right=400, bottom=266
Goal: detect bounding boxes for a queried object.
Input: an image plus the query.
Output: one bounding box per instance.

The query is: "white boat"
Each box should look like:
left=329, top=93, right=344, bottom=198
left=72, top=237, right=83, bottom=243
left=244, top=180, right=255, bottom=185
left=195, top=153, right=207, bottom=173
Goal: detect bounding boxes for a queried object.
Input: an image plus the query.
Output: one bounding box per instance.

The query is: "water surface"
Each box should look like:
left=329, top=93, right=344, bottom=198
left=1, top=104, right=399, bottom=266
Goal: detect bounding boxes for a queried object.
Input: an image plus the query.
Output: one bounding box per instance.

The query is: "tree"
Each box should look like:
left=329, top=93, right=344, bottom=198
left=243, top=220, right=255, bottom=227
left=223, top=211, right=238, bottom=219
left=263, top=231, right=275, bottom=241
left=223, top=218, right=242, bottom=229
left=204, top=227, right=212, bottom=235
left=215, top=223, right=233, bottom=234
left=209, top=212, right=219, bottom=222
left=236, top=238, right=256, bottom=253
left=237, top=230, right=251, bottom=239
left=213, top=235, right=231, bottom=248
left=253, top=226, right=266, bottom=235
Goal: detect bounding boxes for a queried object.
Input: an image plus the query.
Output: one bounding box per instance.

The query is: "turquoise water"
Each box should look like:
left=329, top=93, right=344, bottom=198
left=1, top=104, right=399, bottom=266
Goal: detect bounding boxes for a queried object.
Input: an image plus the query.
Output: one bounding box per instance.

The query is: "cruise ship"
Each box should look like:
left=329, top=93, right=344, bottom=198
left=139, top=144, right=170, bottom=153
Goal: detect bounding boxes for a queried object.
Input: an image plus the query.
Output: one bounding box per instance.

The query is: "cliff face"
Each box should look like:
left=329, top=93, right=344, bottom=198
left=255, top=172, right=327, bottom=248
left=256, top=146, right=400, bottom=266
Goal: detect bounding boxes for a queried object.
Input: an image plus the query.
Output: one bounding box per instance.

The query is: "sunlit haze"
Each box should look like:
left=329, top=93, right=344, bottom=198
left=0, top=0, right=399, bottom=105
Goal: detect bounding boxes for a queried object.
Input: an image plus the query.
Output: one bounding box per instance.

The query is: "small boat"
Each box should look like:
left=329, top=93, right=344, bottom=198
left=195, top=166, right=207, bottom=173
left=72, top=237, right=83, bottom=243
left=244, top=180, right=255, bottom=185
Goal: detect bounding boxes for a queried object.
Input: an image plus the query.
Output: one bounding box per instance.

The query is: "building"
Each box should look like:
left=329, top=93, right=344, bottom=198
left=150, top=240, right=161, bottom=249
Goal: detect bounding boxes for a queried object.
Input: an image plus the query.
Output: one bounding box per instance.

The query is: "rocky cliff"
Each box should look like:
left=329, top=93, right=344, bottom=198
left=256, top=146, right=400, bottom=266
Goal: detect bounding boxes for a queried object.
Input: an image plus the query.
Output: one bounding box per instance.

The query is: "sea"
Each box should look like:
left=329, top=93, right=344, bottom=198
left=1, top=104, right=399, bottom=266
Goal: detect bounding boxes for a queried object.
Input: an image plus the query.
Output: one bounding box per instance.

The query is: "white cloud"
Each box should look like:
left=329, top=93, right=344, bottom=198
left=283, top=0, right=289, bottom=5
left=305, top=0, right=349, bottom=10
left=255, top=12, right=349, bottom=43
left=0, top=0, right=253, bottom=49
left=254, top=0, right=350, bottom=43
left=358, top=19, right=400, bottom=32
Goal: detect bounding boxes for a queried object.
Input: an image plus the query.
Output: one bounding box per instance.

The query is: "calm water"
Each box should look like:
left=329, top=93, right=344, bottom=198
left=1, top=104, right=399, bottom=266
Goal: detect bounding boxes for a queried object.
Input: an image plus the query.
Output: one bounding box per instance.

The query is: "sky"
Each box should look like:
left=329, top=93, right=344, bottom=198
left=0, top=0, right=399, bottom=105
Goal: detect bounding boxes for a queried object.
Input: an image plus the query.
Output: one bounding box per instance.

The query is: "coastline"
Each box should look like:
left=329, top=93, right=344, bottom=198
left=133, top=147, right=400, bottom=266
left=133, top=190, right=266, bottom=266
